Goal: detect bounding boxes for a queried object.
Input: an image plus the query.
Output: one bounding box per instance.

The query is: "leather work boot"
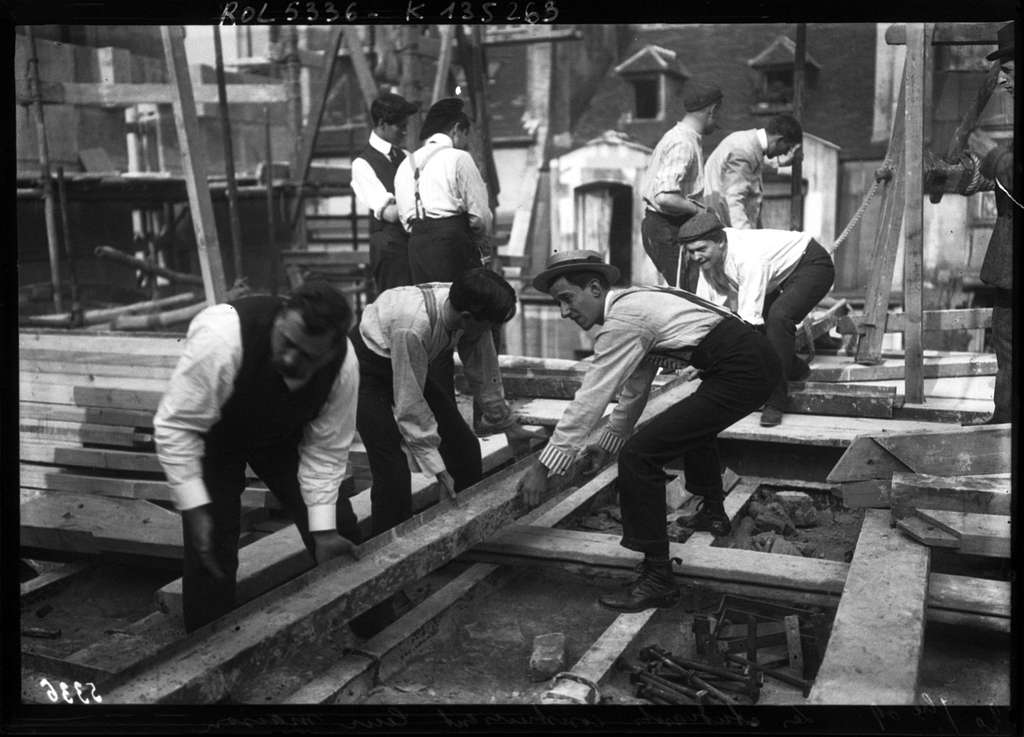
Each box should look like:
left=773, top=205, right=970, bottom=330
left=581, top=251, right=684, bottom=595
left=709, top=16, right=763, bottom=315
left=688, top=498, right=732, bottom=537
left=598, top=557, right=681, bottom=612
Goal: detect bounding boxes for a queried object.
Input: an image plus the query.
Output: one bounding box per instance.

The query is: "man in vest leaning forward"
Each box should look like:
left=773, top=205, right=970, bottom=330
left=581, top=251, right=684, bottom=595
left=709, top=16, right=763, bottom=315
left=154, top=280, right=362, bottom=632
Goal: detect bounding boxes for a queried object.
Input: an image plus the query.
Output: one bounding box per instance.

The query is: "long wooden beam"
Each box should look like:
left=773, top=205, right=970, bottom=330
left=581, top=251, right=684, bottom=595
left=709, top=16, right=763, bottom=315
left=885, top=22, right=1003, bottom=46
left=15, top=79, right=290, bottom=106
left=839, top=308, right=993, bottom=334
left=808, top=509, right=929, bottom=704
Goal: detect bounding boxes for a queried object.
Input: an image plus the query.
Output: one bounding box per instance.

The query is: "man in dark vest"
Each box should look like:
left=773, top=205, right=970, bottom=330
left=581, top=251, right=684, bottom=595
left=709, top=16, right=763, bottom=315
left=351, top=92, right=420, bottom=294
left=154, top=280, right=361, bottom=632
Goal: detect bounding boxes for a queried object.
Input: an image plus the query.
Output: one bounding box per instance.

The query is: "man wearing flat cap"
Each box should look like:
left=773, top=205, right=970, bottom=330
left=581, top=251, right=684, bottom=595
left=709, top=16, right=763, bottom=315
left=970, top=20, right=1016, bottom=424
left=516, top=250, right=780, bottom=612
left=351, top=92, right=420, bottom=294
left=640, top=81, right=723, bottom=292
left=679, top=210, right=835, bottom=427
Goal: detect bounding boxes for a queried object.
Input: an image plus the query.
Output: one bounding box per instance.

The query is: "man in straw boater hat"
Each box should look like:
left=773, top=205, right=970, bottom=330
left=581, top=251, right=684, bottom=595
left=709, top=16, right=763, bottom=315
left=516, top=250, right=780, bottom=612
left=678, top=210, right=835, bottom=428
left=968, top=20, right=1015, bottom=425
left=350, top=92, right=420, bottom=294
left=639, top=80, right=724, bottom=292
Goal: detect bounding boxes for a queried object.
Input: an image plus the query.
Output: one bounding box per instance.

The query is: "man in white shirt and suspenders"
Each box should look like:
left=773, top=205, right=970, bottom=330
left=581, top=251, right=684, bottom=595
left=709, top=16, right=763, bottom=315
left=517, top=251, right=780, bottom=612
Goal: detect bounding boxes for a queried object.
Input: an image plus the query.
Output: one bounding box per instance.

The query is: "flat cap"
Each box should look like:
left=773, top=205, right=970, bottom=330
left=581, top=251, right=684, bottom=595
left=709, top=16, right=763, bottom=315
left=683, top=81, right=724, bottom=112
left=676, top=210, right=725, bottom=243
left=419, top=97, right=467, bottom=140
left=372, top=92, right=419, bottom=122
left=531, top=250, right=621, bottom=292
left=986, top=21, right=1014, bottom=61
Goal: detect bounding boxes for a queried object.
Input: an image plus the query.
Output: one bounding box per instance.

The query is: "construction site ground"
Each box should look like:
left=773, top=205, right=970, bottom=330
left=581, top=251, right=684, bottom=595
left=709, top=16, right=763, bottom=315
left=21, top=485, right=1011, bottom=707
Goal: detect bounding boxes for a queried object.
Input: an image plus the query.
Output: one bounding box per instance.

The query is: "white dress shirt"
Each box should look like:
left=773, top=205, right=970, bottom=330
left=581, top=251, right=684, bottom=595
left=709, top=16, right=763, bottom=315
left=358, top=284, right=515, bottom=476
left=393, top=133, right=493, bottom=246
left=153, top=303, right=359, bottom=532
left=351, top=130, right=403, bottom=219
left=695, top=228, right=816, bottom=325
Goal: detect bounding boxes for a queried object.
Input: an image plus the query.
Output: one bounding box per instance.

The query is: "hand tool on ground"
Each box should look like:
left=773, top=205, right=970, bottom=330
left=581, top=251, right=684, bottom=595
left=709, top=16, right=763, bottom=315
left=630, top=666, right=708, bottom=704
left=723, top=652, right=812, bottom=696
left=639, top=645, right=759, bottom=702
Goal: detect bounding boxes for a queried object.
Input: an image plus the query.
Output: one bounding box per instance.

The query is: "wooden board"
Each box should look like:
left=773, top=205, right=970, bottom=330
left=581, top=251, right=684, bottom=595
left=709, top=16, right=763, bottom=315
left=875, top=425, right=1011, bottom=477
left=808, top=353, right=997, bottom=382
left=20, top=401, right=158, bottom=429
left=19, top=330, right=184, bottom=355
left=20, top=491, right=184, bottom=559
left=826, top=436, right=913, bottom=483
left=22, top=358, right=175, bottom=381
left=21, top=443, right=161, bottom=474
left=807, top=509, right=929, bottom=704
left=20, top=420, right=152, bottom=448
left=786, top=388, right=893, bottom=419
left=894, top=514, right=960, bottom=549
left=913, top=509, right=1010, bottom=558
left=20, top=561, right=92, bottom=603
left=890, top=472, right=1011, bottom=518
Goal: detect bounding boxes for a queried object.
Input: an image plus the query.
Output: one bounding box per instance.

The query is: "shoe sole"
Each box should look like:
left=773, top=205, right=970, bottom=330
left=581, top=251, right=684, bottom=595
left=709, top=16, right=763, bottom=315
left=597, top=591, right=681, bottom=613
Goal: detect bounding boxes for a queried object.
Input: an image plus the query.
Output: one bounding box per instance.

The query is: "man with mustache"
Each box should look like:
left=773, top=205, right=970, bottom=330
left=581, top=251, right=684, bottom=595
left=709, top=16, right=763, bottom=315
left=154, top=280, right=361, bottom=632
left=516, top=251, right=779, bottom=612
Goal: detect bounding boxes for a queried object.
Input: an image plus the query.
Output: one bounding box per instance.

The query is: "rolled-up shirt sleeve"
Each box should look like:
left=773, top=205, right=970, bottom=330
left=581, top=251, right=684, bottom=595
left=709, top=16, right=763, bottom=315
left=297, top=339, right=360, bottom=532
left=458, top=330, right=516, bottom=434
left=351, top=157, right=394, bottom=219
left=391, top=328, right=446, bottom=476
left=153, top=305, right=242, bottom=511
left=457, top=152, right=493, bottom=250
left=538, top=320, right=653, bottom=475
left=721, top=154, right=758, bottom=229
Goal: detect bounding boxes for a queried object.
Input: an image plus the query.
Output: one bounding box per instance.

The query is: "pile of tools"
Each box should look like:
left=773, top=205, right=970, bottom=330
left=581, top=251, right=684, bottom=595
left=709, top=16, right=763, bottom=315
left=630, top=644, right=762, bottom=705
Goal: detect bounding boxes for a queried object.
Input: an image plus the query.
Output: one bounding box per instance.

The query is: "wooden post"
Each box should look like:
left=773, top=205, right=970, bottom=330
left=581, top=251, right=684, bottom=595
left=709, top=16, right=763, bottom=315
left=265, top=106, right=278, bottom=295
left=161, top=25, right=227, bottom=304
left=213, top=25, right=245, bottom=284
left=790, top=23, right=806, bottom=231
left=55, top=167, right=83, bottom=326
left=283, top=25, right=304, bottom=171
left=431, top=25, right=455, bottom=104
left=25, top=27, right=64, bottom=314
left=342, top=27, right=378, bottom=115
left=902, top=23, right=928, bottom=404
left=287, top=27, right=345, bottom=235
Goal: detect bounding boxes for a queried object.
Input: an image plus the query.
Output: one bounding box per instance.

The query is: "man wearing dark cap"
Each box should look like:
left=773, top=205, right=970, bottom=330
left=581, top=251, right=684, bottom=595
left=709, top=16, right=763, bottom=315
left=351, top=92, right=419, bottom=294
left=678, top=210, right=834, bottom=427
left=970, top=20, right=1015, bottom=424
left=640, top=81, right=723, bottom=292
left=516, top=250, right=779, bottom=612
left=704, top=114, right=804, bottom=229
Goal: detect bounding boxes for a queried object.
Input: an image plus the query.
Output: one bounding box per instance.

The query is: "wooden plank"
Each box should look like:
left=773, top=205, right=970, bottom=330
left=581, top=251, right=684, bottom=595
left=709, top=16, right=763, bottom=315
left=807, top=509, right=929, bottom=704
left=542, top=610, right=657, bottom=704
left=20, top=419, right=153, bottom=448
left=341, top=28, right=377, bottom=113
left=20, top=491, right=184, bottom=559
left=23, top=370, right=168, bottom=391
left=19, top=331, right=184, bottom=355
left=20, top=650, right=113, bottom=687
left=21, top=358, right=175, bottom=381
left=856, top=67, right=906, bottom=365
left=841, top=479, right=893, bottom=508
left=902, top=23, right=928, bottom=404
left=885, top=22, right=1003, bottom=45
left=20, top=561, right=92, bottom=603
left=18, top=348, right=181, bottom=367
left=890, top=472, right=1011, bottom=519
left=19, top=401, right=158, bottom=429
left=787, top=388, right=894, bottom=419
left=810, top=353, right=997, bottom=382
left=826, top=436, right=913, bottom=483
left=789, top=381, right=896, bottom=396
left=894, top=514, right=961, bottom=549
left=875, top=425, right=1011, bottom=476
left=840, top=308, right=993, bottom=334
left=20, top=443, right=161, bottom=473
left=15, top=79, right=289, bottom=106
left=161, top=25, right=227, bottom=303
left=914, top=509, right=1010, bottom=558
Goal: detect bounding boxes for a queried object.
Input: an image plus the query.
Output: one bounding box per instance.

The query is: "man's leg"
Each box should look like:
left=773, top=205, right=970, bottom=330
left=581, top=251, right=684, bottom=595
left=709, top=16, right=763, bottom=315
left=183, top=454, right=246, bottom=632
left=763, top=245, right=834, bottom=419
left=373, top=232, right=413, bottom=294
left=356, top=374, right=414, bottom=537
left=642, top=212, right=688, bottom=288
left=424, top=376, right=483, bottom=491
left=990, top=289, right=1013, bottom=423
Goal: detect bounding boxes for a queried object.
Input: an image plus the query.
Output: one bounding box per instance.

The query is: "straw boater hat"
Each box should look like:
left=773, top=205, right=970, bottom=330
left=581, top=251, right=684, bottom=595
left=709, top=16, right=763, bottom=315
left=531, top=250, right=621, bottom=292
left=986, top=21, right=1015, bottom=61
left=418, top=97, right=467, bottom=140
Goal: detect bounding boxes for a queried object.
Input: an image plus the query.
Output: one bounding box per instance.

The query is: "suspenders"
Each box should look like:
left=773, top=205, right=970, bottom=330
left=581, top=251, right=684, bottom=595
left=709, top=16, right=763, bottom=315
left=609, top=285, right=746, bottom=323
left=410, top=145, right=446, bottom=222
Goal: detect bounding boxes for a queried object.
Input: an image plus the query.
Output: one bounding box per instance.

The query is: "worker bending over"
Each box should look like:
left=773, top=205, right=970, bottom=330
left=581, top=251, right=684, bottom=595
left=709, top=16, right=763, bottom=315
left=680, top=210, right=835, bottom=427
left=517, top=251, right=780, bottom=612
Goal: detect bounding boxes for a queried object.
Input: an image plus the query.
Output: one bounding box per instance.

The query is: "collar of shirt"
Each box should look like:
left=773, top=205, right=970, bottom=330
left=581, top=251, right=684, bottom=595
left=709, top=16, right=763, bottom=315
left=756, top=128, right=768, bottom=154
left=368, top=130, right=395, bottom=156
left=424, top=133, right=455, bottom=148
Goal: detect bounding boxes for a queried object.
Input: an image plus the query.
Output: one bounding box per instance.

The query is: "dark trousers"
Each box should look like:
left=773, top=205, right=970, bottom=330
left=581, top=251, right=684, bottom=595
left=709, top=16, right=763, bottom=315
left=409, top=214, right=482, bottom=401
left=763, top=240, right=835, bottom=409
left=369, top=223, right=412, bottom=294
left=617, top=318, right=780, bottom=555
left=182, top=445, right=361, bottom=632
left=641, top=210, right=699, bottom=292
left=352, top=328, right=482, bottom=537
left=991, top=288, right=1012, bottom=423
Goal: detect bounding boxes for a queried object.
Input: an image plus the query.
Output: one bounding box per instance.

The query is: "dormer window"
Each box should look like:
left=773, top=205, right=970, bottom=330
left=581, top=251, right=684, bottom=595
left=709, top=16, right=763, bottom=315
left=614, top=44, right=689, bottom=122
left=747, top=35, right=821, bottom=114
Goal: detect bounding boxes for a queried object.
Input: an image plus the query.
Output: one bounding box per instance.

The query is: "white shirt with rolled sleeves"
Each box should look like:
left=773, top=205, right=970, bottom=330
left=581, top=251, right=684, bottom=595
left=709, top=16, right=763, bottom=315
left=695, top=227, right=815, bottom=326
left=640, top=122, right=705, bottom=212
left=153, top=303, right=359, bottom=533
left=537, top=288, right=725, bottom=476
left=393, top=133, right=493, bottom=255
left=350, top=131, right=405, bottom=219
left=357, top=284, right=515, bottom=476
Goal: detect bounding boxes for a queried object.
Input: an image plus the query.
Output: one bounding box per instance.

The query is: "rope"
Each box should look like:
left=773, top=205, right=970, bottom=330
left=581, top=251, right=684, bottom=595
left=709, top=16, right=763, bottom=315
left=832, top=173, right=884, bottom=250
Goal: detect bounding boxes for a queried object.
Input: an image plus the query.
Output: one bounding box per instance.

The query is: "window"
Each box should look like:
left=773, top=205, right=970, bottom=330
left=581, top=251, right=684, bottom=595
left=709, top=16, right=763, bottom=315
left=614, top=44, right=688, bottom=122
left=632, top=76, right=660, bottom=120
left=748, top=35, right=820, bottom=114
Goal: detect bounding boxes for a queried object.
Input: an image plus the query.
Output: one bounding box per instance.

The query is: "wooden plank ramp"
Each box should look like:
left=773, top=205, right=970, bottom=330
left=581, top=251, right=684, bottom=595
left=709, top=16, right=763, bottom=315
left=807, top=509, right=930, bottom=704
